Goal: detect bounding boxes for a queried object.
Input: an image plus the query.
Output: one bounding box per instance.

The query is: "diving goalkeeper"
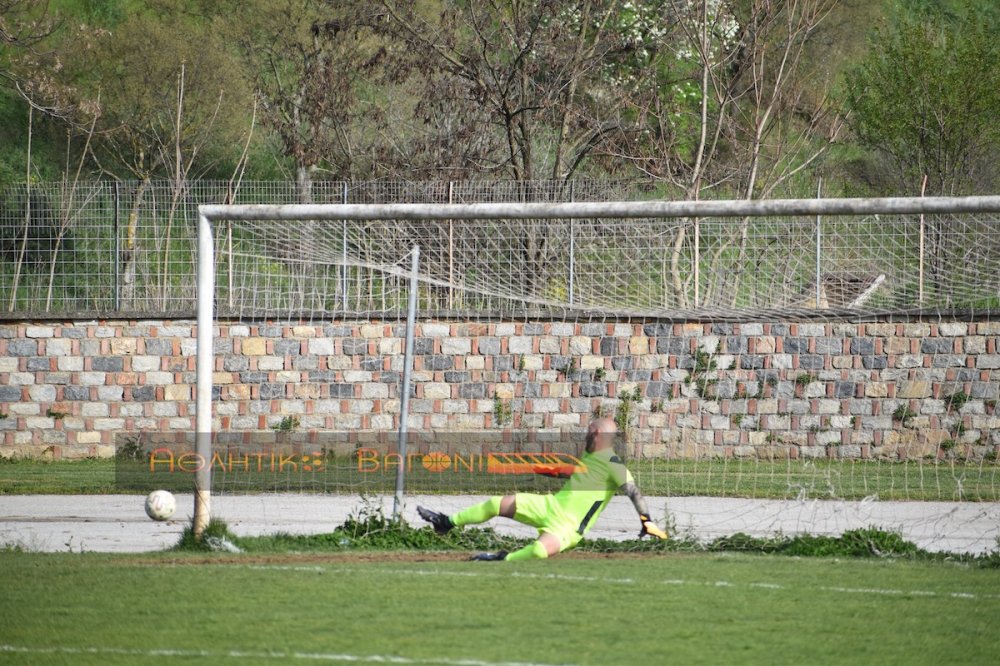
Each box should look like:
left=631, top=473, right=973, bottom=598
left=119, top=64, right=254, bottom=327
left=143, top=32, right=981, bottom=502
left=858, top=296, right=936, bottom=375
left=417, top=417, right=668, bottom=561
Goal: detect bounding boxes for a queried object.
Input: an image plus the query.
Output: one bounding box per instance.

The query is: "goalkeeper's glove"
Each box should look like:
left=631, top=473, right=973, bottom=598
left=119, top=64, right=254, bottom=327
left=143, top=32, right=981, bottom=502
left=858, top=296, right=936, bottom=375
left=638, top=514, right=668, bottom=540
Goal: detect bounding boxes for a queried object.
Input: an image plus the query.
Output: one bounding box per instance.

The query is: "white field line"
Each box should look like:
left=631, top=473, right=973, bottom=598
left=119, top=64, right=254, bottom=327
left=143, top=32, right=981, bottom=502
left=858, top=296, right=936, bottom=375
left=241, top=564, right=1000, bottom=601
left=0, top=644, right=574, bottom=666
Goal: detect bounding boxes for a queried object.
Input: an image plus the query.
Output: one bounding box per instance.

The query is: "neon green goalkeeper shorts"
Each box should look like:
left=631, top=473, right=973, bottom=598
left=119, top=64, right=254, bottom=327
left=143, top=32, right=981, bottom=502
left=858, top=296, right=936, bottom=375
left=513, top=493, right=583, bottom=552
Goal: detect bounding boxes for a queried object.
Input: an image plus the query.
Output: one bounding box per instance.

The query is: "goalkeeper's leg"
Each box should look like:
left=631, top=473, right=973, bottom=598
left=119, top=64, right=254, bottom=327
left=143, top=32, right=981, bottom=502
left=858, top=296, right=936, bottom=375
left=418, top=495, right=516, bottom=534
left=451, top=495, right=516, bottom=527
left=504, top=533, right=561, bottom=561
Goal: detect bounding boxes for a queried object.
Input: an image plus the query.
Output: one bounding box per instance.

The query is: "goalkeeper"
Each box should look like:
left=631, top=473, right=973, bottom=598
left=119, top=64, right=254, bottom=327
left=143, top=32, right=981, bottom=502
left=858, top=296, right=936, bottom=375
left=417, top=417, right=668, bottom=561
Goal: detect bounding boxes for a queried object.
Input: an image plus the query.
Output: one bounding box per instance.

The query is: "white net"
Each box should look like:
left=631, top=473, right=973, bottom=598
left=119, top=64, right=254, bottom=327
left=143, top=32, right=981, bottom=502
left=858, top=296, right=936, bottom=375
left=138, top=198, right=1000, bottom=554
left=206, top=210, right=1000, bottom=320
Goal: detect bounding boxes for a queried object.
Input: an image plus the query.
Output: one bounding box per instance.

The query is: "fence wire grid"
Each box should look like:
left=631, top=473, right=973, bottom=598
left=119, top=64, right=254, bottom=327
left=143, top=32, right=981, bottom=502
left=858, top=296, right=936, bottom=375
left=1, top=180, right=998, bottom=319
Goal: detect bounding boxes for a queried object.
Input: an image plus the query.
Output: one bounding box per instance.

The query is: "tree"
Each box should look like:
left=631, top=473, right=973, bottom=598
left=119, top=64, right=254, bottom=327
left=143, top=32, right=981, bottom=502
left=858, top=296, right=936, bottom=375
left=600, top=0, right=839, bottom=308
left=220, top=0, right=386, bottom=200
left=846, top=3, right=1000, bottom=195
left=380, top=0, right=630, bottom=182
left=52, top=9, right=254, bottom=308
left=0, top=0, right=56, bottom=105
left=63, top=11, right=251, bottom=180
left=846, top=2, right=1000, bottom=302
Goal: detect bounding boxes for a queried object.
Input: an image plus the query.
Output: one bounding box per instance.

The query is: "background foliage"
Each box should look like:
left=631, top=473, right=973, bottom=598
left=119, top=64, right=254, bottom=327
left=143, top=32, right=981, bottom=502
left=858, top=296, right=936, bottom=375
left=0, top=0, right=998, bottom=198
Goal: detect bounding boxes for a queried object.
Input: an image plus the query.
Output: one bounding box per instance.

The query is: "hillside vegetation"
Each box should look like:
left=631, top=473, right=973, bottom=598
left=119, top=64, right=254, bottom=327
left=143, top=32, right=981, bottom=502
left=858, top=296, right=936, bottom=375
left=0, top=0, right=998, bottom=199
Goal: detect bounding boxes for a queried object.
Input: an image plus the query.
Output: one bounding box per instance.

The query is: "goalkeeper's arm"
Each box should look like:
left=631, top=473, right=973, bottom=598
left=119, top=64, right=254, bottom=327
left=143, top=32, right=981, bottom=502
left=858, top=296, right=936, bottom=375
left=620, top=482, right=668, bottom=539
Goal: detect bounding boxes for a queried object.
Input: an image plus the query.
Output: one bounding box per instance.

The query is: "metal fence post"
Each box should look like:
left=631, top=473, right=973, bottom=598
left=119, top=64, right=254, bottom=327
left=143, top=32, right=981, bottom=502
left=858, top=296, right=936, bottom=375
left=341, top=182, right=349, bottom=311
left=815, top=179, right=822, bottom=308
left=568, top=181, right=575, bottom=305
left=112, top=181, right=121, bottom=313
left=694, top=216, right=700, bottom=308
left=919, top=175, right=927, bottom=304
left=448, top=181, right=454, bottom=309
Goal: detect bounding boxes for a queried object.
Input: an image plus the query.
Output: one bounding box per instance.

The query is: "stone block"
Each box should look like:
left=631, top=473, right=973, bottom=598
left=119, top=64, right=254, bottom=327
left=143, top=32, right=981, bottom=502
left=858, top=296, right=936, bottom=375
left=538, top=336, right=560, bottom=354
left=420, top=323, right=450, bottom=337
left=92, top=357, right=124, bottom=372
left=7, top=339, right=37, bottom=356
left=569, top=336, right=591, bottom=355
left=903, top=324, right=930, bottom=337
left=798, top=323, right=826, bottom=337
left=241, top=338, right=266, bottom=355
left=898, top=381, right=931, bottom=398
left=920, top=339, right=953, bottom=354
left=531, top=398, right=561, bottom=413
left=253, top=356, right=281, bottom=371
left=508, top=336, right=533, bottom=354
left=45, top=339, right=72, bottom=356
left=754, top=336, right=775, bottom=354
left=25, top=357, right=50, bottom=371
left=815, top=337, right=842, bottom=354
left=865, top=383, right=888, bottom=397
left=377, top=338, right=401, bottom=355
left=341, top=338, right=369, bottom=356
left=144, top=371, right=173, bottom=385
left=361, top=383, right=389, bottom=399
left=163, top=384, right=190, bottom=401
left=977, top=355, right=1000, bottom=369
left=272, top=339, right=300, bottom=356
left=657, top=338, right=688, bottom=355
left=130, top=356, right=159, bottom=372
left=109, top=338, right=136, bottom=356
left=816, top=399, right=841, bottom=414
left=628, top=336, right=649, bottom=355
left=27, top=385, right=56, bottom=402
left=477, top=337, right=501, bottom=355
left=442, top=337, right=472, bottom=355
left=862, top=356, right=888, bottom=369
left=25, top=326, right=54, bottom=338
left=424, top=383, right=451, bottom=399
left=938, top=322, right=968, bottom=336
left=423, top=356, right=453, bottom=371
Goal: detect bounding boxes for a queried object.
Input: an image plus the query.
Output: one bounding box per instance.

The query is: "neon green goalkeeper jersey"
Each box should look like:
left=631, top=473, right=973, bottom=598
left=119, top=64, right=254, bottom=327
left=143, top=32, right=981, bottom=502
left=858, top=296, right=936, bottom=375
left=553, top=446, right=633, bottom=536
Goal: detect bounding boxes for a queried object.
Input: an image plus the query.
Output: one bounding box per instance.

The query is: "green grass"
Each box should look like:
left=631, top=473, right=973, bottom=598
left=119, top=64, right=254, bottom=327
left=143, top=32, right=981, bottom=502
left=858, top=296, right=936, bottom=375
left=182, top=514, right=1000, bottom=569
left=0, top=458, right=116, bottom=494
left=4, top=456, right=1000, bottom=501
left=1, top=548, right=997, bottom=665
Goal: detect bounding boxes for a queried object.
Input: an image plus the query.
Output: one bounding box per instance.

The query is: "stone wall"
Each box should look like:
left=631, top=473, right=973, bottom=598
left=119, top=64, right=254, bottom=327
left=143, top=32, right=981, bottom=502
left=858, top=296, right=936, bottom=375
left=1, top=319, right=998, bottom=460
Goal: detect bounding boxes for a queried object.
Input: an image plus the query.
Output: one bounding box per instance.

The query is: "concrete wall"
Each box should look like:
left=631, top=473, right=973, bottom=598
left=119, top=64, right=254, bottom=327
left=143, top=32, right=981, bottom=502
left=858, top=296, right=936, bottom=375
left=1, top=320, right=998, bottom=460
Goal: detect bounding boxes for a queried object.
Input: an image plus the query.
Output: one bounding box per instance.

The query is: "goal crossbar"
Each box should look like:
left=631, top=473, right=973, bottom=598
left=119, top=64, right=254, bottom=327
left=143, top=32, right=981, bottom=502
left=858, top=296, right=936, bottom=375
left=199, top=195, right=1000, bottom=222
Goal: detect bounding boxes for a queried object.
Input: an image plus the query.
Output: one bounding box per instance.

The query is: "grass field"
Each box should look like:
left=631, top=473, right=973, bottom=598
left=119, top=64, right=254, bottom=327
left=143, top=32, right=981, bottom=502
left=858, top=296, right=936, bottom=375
left=1, top=549, right=998, bottom=665
left=4, top=456, right=999, bottom=501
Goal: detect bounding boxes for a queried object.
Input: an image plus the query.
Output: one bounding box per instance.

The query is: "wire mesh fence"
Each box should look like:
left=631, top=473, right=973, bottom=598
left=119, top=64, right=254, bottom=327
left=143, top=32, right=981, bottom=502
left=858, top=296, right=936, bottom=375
left=1, top=180, right=998, bottom=319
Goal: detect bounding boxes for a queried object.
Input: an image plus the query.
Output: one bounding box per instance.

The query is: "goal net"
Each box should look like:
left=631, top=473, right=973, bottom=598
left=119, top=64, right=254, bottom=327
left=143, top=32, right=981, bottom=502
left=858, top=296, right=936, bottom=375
left=125, top=196, right=1000, bottom=554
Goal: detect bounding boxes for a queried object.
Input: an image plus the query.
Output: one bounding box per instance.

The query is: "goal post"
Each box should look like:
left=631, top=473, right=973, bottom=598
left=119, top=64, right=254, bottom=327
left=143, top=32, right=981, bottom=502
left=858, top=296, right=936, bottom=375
left=193, top=196, right=1000, bottom=545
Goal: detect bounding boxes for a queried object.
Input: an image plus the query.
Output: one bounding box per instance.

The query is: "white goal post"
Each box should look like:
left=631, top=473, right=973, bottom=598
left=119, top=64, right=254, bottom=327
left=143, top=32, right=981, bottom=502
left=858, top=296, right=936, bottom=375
left=193, top=195, right=1000, bottom=539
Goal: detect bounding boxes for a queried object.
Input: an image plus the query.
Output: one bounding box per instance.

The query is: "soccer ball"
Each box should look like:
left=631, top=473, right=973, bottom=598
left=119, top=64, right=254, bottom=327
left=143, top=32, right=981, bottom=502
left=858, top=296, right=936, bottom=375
left=145, top=490, right=176, bottom=521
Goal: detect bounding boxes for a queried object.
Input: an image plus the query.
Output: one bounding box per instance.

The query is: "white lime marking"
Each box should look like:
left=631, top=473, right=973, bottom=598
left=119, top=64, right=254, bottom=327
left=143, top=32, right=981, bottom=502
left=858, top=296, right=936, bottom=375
left=0, top=644, right=575, bottom=666
left=241, top=563, right=1000, bottom=600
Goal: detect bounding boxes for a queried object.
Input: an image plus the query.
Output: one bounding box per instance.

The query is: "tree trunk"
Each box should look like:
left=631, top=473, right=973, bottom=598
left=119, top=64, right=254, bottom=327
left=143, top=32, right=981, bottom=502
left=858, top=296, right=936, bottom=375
left=120, top=179, right=150, bottom=310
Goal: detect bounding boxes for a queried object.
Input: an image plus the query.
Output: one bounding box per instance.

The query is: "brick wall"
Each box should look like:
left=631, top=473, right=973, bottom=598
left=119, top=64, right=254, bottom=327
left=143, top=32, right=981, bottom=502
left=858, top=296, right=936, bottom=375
left=1, top=320, right=998, bottom=460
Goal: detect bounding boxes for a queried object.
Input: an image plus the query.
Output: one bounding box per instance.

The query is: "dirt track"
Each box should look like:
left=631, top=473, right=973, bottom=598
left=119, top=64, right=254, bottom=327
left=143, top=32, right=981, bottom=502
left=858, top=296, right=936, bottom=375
left=1, top=493, right=997, bottom=554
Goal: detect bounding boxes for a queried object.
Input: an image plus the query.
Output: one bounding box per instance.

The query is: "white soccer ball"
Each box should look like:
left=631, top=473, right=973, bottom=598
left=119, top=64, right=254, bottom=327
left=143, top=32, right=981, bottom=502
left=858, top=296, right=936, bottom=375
left=145, top=490, right=176, bottom=521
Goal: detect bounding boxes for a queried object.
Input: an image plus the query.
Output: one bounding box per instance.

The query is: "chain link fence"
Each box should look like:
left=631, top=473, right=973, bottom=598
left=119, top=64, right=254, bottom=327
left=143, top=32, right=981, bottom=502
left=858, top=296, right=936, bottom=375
left=1, top=180, right=998, bottom=319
